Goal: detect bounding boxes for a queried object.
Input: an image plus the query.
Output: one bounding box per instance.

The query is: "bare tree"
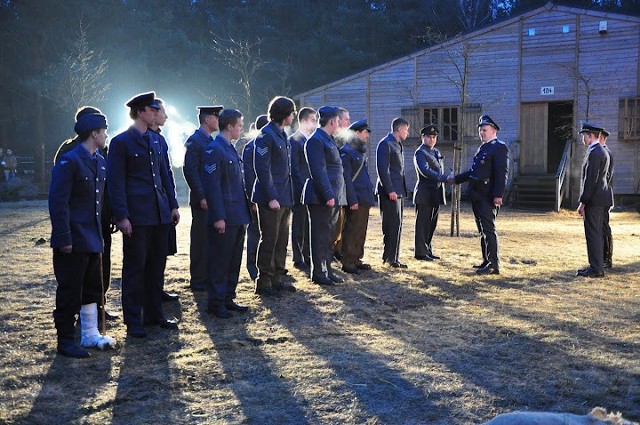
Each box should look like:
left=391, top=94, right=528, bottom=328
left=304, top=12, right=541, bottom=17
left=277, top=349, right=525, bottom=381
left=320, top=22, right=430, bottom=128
left=45, top=21, right=111, bottom=114
left=210, top=34, right=267, bottom=121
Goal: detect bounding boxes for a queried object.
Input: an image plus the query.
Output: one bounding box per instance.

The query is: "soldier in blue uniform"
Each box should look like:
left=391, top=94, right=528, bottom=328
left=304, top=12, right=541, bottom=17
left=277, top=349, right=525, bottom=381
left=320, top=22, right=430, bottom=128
left=242, top=114, right=268, bottom=281
left=599, top=128, right=614, bottom=269
left=107, top=92, right=180, bottom=338
left=576, top=121, right=611, bottom=278
left=413, top=125, right=449, bottom=261
left=289, top=107, right=317, bottom=271
left=202, top=109, right=251, bottom=318
left=340, top=119, right=375, bottom=274
left=302, top=106, right=347, bottom=286
left=53, top=106, right=118, bottom=323
left=450, top=115, right=509, bottom=275
left=183, top=105, right=223, bottom=291
left=252, top=96, right=296, bottom=294
left=376, top=117, right=409, bottom=268
left=49, top=113, right=116, bottom=357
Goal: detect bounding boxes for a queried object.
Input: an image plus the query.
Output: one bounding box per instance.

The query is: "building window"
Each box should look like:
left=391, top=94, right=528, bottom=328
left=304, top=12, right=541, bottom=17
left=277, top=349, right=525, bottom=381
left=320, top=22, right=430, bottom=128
left=621, top=97, right=640, bottom=141
left=423, top=107, right=459, bottom=142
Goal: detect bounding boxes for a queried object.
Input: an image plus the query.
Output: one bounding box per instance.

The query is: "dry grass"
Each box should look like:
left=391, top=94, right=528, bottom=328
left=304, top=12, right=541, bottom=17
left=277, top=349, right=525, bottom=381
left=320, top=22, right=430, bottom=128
left=0, top=200, right=638, bottom=424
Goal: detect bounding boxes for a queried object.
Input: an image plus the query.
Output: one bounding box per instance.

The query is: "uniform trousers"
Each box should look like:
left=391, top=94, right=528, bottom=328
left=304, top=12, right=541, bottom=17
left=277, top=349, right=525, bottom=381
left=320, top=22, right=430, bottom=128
left=414, top=203, right=440, bottom=257
left=584, top=205, right=606, bottom=273
left=603, top=208, right=613, bottom=264
left=53, top=250, right=102, bottom=340
left=122, top=224, right=169, bottom=327
left=308, top=204, right=340, bottom=279
left=189, top=205, right=208, bottom=286
left=471, top=198, right=500, bottom=268
left=101, top=219, right=112, bottom=294
left=207, top=224, right=245, bottom=307
left=379, top=195, right=403, bottom=263
left=332, top=207, right=346, bottom=256
left=256, top=205, right=290, bottom=280
left=341, top=206, right=370, bottom=267
left=291, top=203, right=310, bottom=265
left=246, top=207, right=260, bottom=280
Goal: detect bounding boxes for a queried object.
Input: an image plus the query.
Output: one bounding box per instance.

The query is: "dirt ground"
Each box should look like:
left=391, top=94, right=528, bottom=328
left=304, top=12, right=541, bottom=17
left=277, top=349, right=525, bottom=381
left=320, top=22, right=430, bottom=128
left=0, top=200, right=638, bottom=424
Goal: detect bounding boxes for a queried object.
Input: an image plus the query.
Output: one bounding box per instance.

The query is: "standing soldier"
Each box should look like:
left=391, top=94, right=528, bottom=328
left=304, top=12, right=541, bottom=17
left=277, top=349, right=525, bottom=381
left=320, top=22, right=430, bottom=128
left=376, top=117, right=409, bottom=268
left=202, top=109, right=251, bottom=318
left=413, top=125, right=448, bottom=261
left=183, top=105, right=223, bottom=292
left=252, top=96, right=297, bottom=294
left=53, top=106, right=118, bottom=322
left=599, top=128, right=614, bottom=269
left=575, top=121, right=611, bottom=278
left=107, top=92, right=180, bottom=338
left=340, top=119, right=375, bottom=274
left=302, top=106, right=347, bottom=285
left=449, top=115, right=508, bottom=275
left=243, top=114, right=269, bottom=281
left=289, top=107, right=317, bottom=271
left=49, top=112, right=116, bottom=357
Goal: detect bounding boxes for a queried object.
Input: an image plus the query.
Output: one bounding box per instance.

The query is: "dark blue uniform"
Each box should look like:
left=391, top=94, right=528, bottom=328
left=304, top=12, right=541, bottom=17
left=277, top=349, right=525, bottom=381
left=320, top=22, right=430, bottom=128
left=413, top=145, right=447, bottom=258
left=375, top=133, right=407, bottom=264
left=302, top=128, right=347, bottom=281
left=454, top=138, right=509, bottom=269
left=603, top=144, right=614, bottom=267
left=252, top=122, right=293, bottom=286
left=183, top=128, right=213, bottom=288
left=49, top=144, right=106, bottom=343
left=202, top=134, right=251, bottom=309
left=242, top=139, right=259, bottom=280
left=579, top=143, right=611, bottom=274
left=107, top=126, right=179, bottom=328
left=289, top=130, right=311, bottom=267
left=340, top=140, right=375, bottom=269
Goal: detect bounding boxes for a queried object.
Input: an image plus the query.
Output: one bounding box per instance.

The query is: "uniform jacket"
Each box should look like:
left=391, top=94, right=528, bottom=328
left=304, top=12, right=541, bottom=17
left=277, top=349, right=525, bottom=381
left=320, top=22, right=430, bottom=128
left=107, top=126, right=178, bottom=225
left=604, top=144, right=614, bottom=206
left=375, top=133, right=407, bottom=197
left=289, top=130, right=310, bottom=204
left=302, top=128, right=347, bottom=206
left=202, top=135, right=251, bottom=226
left=454, top=138, right=509, bottom=201
left=579, top=143, right=612, bottom=207
left=242, top=139, right=257, bottom=201
left=340, top=140, right=375, bottom=207
left=251, top=122, right=294, bottom=207
left=413, top=145, right=447, bottom=206
left=49, top=144, right=106, bottom=252
left=183, top=128, right=213, bottom=206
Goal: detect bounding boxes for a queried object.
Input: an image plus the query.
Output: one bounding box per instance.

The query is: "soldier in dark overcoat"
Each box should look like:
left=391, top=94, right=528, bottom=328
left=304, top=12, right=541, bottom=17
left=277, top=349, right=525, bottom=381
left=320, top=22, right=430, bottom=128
left=451, top=115, right=508, bottom=275
left=413, top=125, right=448, bottom=261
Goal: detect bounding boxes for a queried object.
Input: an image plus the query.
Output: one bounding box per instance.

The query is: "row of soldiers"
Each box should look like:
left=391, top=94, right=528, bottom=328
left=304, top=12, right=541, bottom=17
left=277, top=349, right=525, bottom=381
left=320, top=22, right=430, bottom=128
left=48, top=90, right=514, bottom=358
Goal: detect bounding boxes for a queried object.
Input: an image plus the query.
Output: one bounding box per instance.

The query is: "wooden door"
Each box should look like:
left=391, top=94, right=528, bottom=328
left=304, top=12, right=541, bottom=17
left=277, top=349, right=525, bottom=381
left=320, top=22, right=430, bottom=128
left=520, top=103, right=548, bottom=174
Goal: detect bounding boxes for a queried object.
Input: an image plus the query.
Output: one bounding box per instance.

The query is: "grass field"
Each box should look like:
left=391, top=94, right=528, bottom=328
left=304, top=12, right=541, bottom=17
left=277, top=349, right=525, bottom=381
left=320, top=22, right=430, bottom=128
left=0, top=200, right=638, bottom=424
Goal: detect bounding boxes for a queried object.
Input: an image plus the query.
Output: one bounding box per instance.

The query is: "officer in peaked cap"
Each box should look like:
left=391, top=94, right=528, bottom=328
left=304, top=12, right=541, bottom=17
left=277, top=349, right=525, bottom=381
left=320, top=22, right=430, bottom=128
left=340, top=118, right=375, bottom=274
left=413, top=124, right=447, bottom=262
left=183, top=105, right=224, bottom=292
left=576, top=120, right=611, bottom=278
left=451, top=114, right=509, bottom=275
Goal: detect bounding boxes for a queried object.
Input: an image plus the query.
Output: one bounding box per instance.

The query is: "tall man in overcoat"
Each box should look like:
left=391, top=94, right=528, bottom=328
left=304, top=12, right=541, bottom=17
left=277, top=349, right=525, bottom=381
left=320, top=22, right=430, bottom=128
left=376, top=117, right=409, bottom=268
left=183, top=105, right=223, bottom=291
left=413, top=125, right=448, bottom=261
left=576, top=121, right=611, bottom=278
left=107, top=92, right=180, bottom=338
left=450, top=115, right=508, bottom=275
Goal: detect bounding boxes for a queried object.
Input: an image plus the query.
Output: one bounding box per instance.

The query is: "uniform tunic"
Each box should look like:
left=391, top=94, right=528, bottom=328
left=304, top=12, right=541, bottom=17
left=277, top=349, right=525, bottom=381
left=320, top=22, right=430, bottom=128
left=289, top=130, right=311, bottom=266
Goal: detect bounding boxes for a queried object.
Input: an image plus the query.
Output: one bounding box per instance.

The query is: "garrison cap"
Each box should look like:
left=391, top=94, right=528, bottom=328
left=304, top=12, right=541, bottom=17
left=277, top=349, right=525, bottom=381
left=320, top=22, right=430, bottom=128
left=478, top=114, right=500, bottom=131
left=579, top=120, right=605, bottom=134
left=74, top=113, right=108, bottom=134
left=420, top=124, right=439, bottom=136
left=255, top=114, right=269, bottom=130
left=197, top=105, right=224, bottom=116
left=125, top=92, right=160, bottom=110
left=349, top=119, right=370, bottom=133
left=75, top=106, right=102, bottom=122
left=318, top=106, right=340, bottom=120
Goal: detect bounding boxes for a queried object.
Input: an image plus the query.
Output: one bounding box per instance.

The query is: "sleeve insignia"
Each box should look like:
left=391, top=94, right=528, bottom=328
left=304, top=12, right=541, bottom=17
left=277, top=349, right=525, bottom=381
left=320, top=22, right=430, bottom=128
left=204, top=163, right=217, bottom=174
left=256, top=146, right=269, bottom=156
